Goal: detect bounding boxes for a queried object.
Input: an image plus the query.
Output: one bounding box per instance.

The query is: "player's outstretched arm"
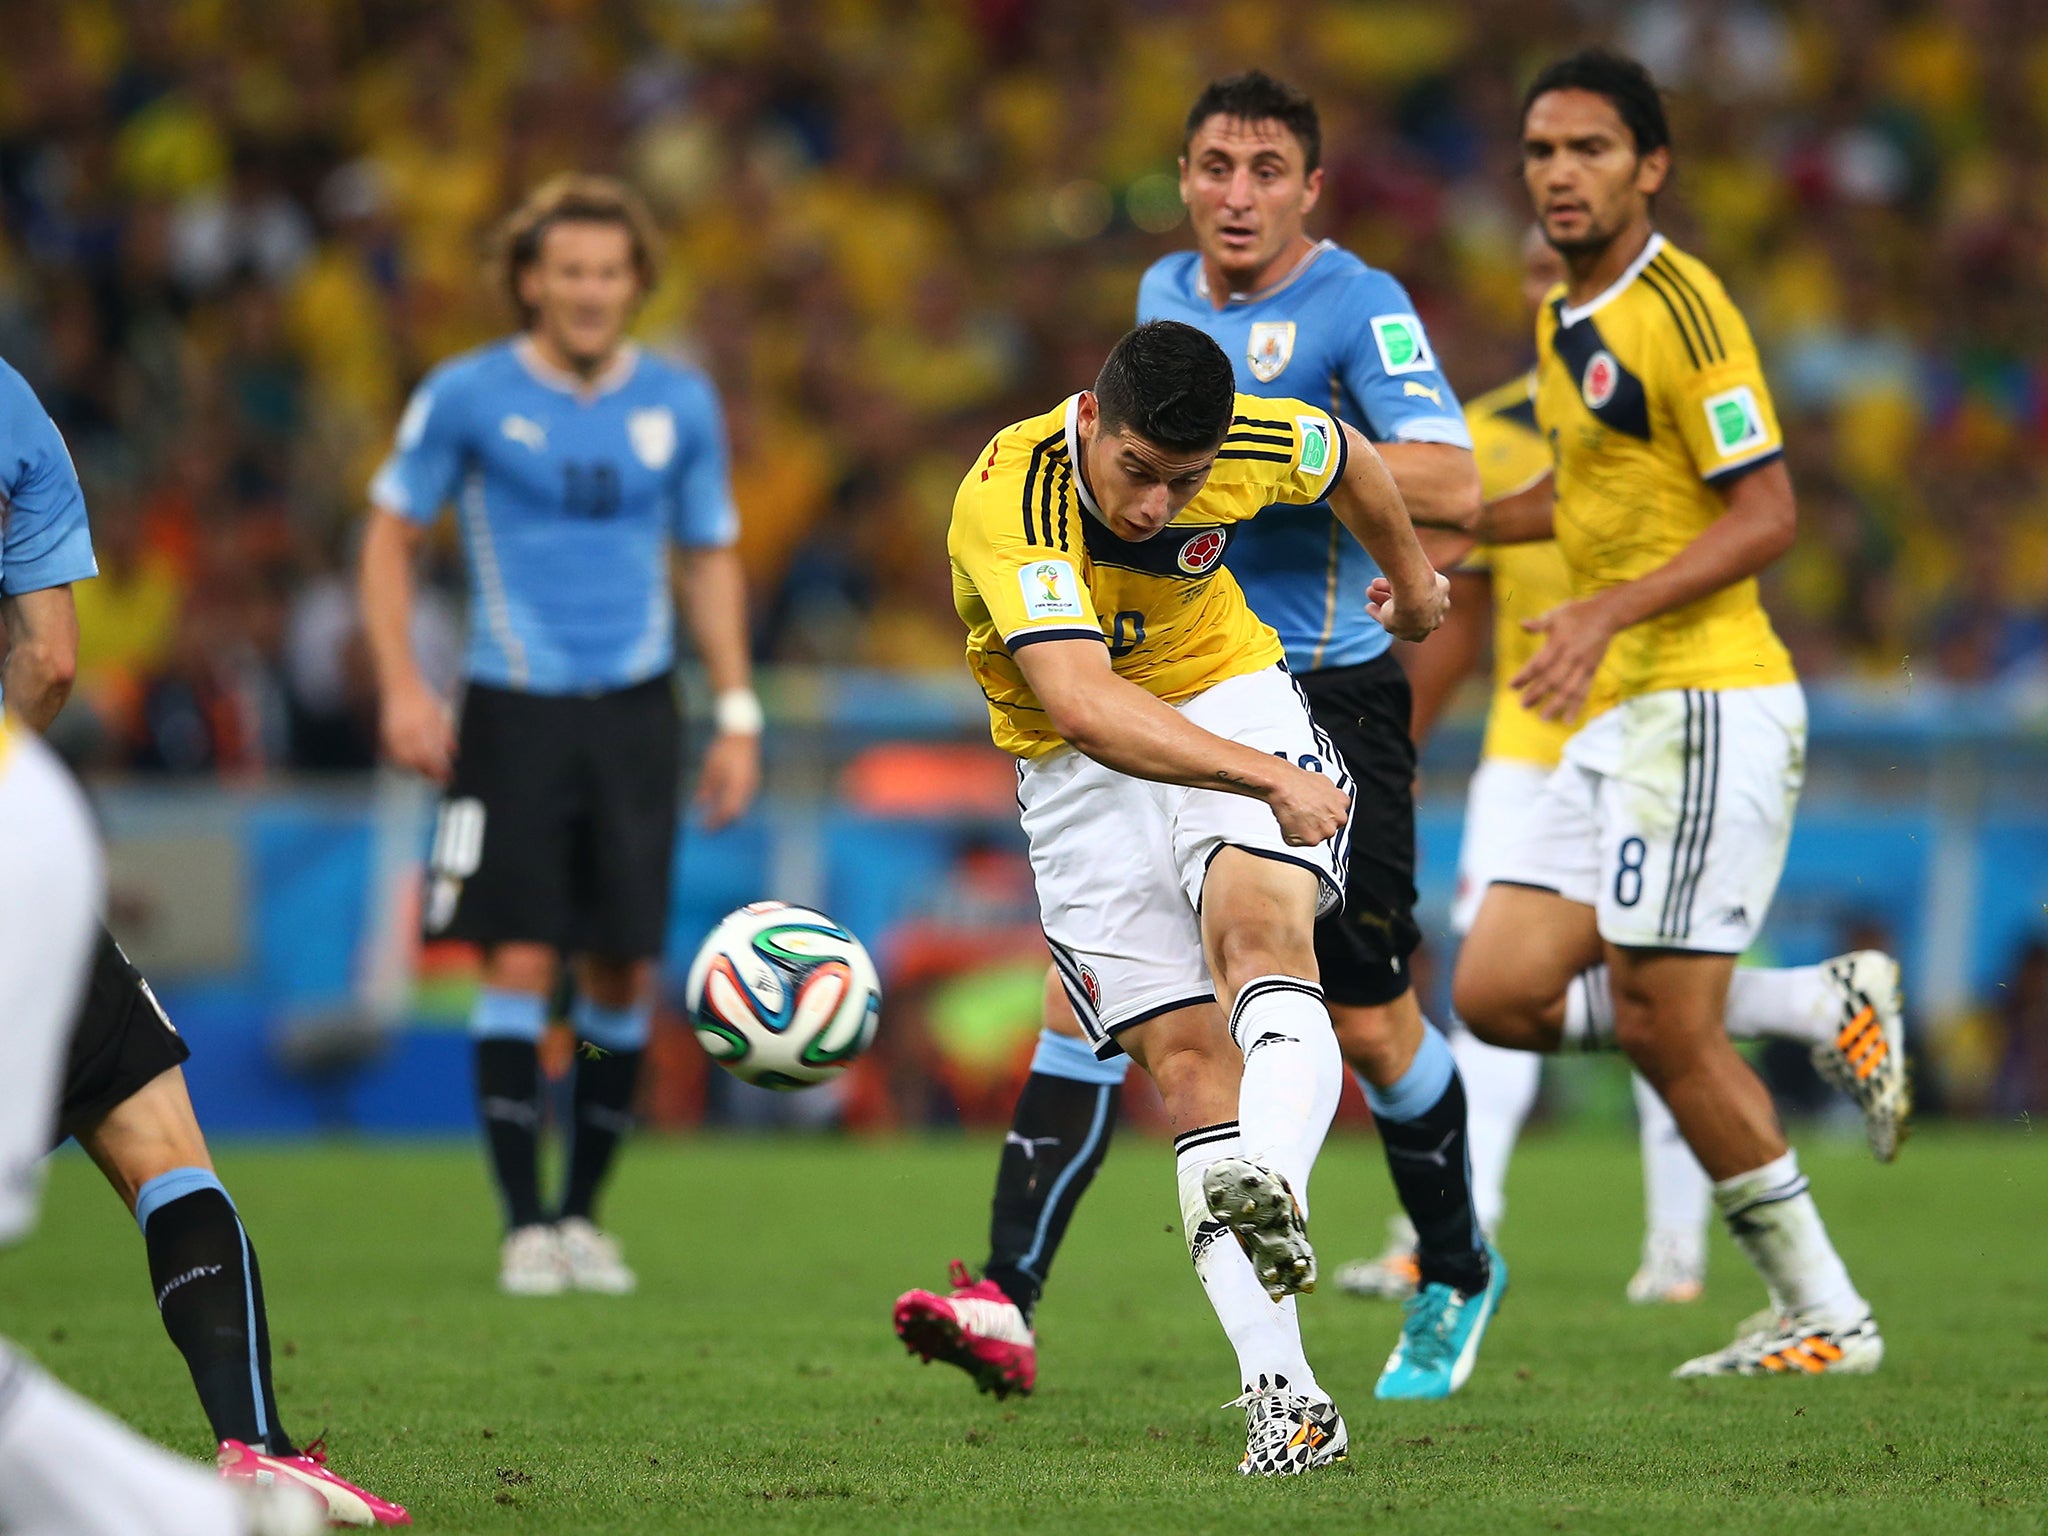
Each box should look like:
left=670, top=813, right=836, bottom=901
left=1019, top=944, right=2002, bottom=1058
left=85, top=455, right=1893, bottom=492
left=1471, top=473, right=1555, bottom=546
left=358, top=506, right=455, bottom=782
left=1513, top=459, right=1797, bottom=722
left=0, top=584, right=79, bottom=731
left=1013, top=637, right=1349, bottom=849
left=1324, top=422, right=1450, bottom=642
left=673, top=543, right=761, bottom=831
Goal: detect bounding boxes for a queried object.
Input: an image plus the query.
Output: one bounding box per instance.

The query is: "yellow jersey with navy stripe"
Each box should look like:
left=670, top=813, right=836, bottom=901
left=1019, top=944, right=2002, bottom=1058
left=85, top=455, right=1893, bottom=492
left=950, top=392, right=1347, bottom=758
left=1534, top=234, right=1795, bottom=706
left=1462, top=373, right=1577, bottom=769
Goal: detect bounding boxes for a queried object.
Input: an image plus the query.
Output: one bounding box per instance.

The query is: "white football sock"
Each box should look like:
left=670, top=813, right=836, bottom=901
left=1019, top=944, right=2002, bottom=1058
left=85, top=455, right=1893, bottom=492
left=1633, top=1073, right=1710, bottom=1264
left=1723, top=966, right=1835, bottom=1045
left=1711, top=1152, right=1866, bottom=1324
left=1226, top=976, right=1342, bottom=1217
left=1173, top=1124, right=1319, bottom=1398
left=1560, top=967, right=1616, bottom=1051
left=1564, top=964, right=1836, bottom=1055
left=0, top=1341, right=253, bottom=1536
left=1449, top=1023, right=1541, bottom=1237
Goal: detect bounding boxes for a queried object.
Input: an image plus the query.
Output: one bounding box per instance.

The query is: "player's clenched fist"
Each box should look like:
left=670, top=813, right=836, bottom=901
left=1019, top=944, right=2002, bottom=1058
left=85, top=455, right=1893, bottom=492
left=1365, top=570, right=1451, bottom=642
left=1268, top=761, right=1352, bottom=848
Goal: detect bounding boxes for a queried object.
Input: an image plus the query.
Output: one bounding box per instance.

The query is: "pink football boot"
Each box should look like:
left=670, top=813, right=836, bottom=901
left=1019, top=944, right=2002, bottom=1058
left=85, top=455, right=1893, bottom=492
left=893, top=1260, right=1037, bottom=1399
left=218, top=1439, right=412, bottom=1527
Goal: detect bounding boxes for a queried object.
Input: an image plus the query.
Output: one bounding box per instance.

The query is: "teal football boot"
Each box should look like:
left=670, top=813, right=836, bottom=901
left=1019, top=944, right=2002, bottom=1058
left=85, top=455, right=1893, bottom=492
left=1374, top=1243, right=1507, bottom=1400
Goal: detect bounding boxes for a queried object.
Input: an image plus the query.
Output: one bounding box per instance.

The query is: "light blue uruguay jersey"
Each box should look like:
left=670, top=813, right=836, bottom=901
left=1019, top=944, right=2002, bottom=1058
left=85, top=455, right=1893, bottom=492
left=1138, top=241, right=1469, bottom=671
left=371, top=339, right=738, bottom=695
left=0, top=357, right=96, bottom=601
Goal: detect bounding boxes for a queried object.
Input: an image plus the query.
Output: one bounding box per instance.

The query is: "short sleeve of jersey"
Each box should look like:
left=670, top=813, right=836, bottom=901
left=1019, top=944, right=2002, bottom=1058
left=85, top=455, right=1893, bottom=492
left=1336, top=273, right=1473, bottom=449
left=1230, top=396, right=1350, bottom=510
left=1659, top=277, right=1784, bottom=487
left=0, top=369, right=96, bottom=596
left=1467, top=404, right=1552, bottom=505
left=667, top=371, right=741, bottom=549
left=953, top=474, right=1101, bottom=651
left=369, top=364, right=470, bottom=523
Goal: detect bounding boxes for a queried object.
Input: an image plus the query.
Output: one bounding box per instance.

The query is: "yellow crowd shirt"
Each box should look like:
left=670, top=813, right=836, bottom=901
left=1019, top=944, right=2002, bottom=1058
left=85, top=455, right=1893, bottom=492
left=1533, top=234, right=1796, bottom=706
left=1462, top=372, right=1575, bottom=769
left=950, top=392, right=1346, bottom=758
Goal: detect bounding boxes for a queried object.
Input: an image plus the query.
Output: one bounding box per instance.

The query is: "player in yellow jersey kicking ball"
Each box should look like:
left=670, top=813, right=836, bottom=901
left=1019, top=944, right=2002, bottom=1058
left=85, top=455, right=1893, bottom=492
left=1453, top=51, right=1904, bottom=1378
left=1343, top=228, right=1907, bottom=1312
left=922, top=318, right=1450, bottom=1473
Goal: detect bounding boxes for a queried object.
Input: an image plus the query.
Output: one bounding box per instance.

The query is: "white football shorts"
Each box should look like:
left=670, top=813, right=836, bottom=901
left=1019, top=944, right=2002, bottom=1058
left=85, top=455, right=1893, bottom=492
left=0, top=730, right=103, bottom=1247
left=1489, top=682, right=1805, bottom=953
left=1450, top=756, right=1555, bottom=935
left=1016, top=665, right=1351, bottom=1059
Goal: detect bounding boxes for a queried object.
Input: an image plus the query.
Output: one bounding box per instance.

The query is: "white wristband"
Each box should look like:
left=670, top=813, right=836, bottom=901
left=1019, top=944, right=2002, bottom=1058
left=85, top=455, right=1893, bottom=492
left=714, top=688, right=765, bottom=736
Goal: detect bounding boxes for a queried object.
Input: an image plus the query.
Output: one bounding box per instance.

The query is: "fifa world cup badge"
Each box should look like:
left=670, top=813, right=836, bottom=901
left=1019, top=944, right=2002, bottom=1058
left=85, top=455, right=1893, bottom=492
left=1248, top=321, right=1296, bottom=383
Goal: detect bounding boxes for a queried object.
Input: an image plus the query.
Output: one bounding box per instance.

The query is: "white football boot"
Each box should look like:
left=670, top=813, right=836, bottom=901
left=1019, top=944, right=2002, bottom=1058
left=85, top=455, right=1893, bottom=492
left=1811, top=950, right=1911, bottom=1162
left=498, top=1223, right=569, bottom=1296
left=557, top=1217, right=637, bottom=1294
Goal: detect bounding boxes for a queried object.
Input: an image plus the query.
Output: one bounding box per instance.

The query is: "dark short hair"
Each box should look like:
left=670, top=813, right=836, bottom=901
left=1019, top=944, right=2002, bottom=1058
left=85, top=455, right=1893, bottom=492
left=493, top=173, right=660, bottom=327
left=1522, top=50, right=1670, bottom=156
left=1093, top=322, right=1237, bottom=455
left=1183, top=71, right=1321, bottom=174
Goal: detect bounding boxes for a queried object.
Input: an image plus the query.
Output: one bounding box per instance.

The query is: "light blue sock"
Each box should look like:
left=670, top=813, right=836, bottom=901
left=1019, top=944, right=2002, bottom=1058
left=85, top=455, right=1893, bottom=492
left=470, top=987, right=548, bottom=1041
left=1360, top=1020, right=1456, bottom=1124
left=572, top=996, right=653, bottom=1052
left=135, top=1166, right=232, bottom=1233
left=1029, top=1027, right=1130, bottom=1087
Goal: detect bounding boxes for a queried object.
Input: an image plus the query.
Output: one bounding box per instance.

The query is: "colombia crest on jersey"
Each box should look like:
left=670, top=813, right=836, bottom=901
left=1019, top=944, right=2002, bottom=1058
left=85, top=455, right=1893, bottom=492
left=1534, top=235, right=1795, bottom=707
left=950, top=392, right=1347, bottom=757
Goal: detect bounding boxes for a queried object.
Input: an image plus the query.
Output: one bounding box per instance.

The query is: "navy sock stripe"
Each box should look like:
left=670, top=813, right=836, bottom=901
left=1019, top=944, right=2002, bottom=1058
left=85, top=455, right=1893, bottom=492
left=1227, top=977, right=1323, bottom=1046
left=1173, top=1120, right=1241, bottom=1154
left=1721, top=1176, right=1811, bottom=1223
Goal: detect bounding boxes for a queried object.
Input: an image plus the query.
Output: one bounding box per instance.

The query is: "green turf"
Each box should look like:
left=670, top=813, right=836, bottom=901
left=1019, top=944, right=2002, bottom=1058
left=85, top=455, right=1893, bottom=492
left=3, top=1128, right=2044, bottom=1534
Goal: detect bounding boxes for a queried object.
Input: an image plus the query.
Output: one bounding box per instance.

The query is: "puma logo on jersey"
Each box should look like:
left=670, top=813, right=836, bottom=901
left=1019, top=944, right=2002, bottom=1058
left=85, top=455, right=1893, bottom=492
left=500, top=415, right=548, bottom=452
left=1402, top=380, right=1443, bottom=405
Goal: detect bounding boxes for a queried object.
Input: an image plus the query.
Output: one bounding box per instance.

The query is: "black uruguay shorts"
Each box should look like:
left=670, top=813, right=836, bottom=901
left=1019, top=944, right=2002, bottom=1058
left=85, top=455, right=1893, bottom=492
left=55, top=928, right=191, bottom=1148
left=1298, top=652, right=1421, bottom=1009
left=424, top=675, right=683, bottom=960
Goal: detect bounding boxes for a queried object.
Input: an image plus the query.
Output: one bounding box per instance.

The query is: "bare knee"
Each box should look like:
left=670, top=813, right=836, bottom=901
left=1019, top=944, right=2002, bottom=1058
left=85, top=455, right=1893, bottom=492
left=77, top=1067, right=213, bottom=1212
left=1212, top=916, right=1316, bottom=1004
left=1332, top=994, right=1422, bottom=1086
left=486, top=943, right=557, bottom=996
left=577, top=954, right=653, bottom=1010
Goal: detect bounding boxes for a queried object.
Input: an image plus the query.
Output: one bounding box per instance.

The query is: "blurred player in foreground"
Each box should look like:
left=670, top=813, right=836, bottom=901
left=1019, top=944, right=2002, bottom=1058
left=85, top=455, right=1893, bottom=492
left=361, top=176, right=758, bottom=1296
left=902, top=69, right=1504, bottom=1410
left=1454, top=52, right=1906, bottom=1378
left=1344, top=230, right=1905, bottom=1311
left=905, top=318, right=1449, bottom=1474
left=0, top=365, right=332, bottom=1535
left=0, top=358, right=406, bottom=1524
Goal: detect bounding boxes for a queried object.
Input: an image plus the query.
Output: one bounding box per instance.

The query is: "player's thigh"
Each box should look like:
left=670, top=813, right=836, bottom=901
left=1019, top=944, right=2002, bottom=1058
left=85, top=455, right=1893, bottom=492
left=1604, top=943, right=1739, bottom=1079
left=1016, top=748, right=1211, bottom=1063
left=1299, top=654, right=1421, bottom=1008
left=575, top=675, right=683, bottom=963
left=0, top=734, right=102, bottom=1245
left=74, top=1068, right=212, bottom=1214
left=1453, top=883, right=1601, bottom=1042
left=1041, top=966, right=1084, bottom=1039
left=1592, top=685, right=1806, bottom=954
left=1197, top=846, right=1323, bottom=1005
left=55, top=930, right=194, bottom=1153
left=423, top=683, right=579, bottom=948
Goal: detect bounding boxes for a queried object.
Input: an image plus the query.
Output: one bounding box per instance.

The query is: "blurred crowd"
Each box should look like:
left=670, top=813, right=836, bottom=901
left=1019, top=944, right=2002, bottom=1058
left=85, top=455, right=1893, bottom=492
left=6, top=0, right=2048, bottom=775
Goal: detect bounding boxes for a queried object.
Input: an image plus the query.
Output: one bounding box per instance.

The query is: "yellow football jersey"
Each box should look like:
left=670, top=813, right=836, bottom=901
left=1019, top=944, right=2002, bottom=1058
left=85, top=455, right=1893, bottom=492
left=1462, top=373, right=1575, bottom=768
left=950, top=392, right=1346, bottom=758
left=1534, top=235, right=1795, bottom=706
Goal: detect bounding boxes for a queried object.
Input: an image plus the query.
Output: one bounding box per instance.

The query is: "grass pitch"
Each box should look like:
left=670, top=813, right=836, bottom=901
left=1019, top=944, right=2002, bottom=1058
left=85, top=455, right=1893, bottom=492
left=3, top=1127, right=2043, bottom=1534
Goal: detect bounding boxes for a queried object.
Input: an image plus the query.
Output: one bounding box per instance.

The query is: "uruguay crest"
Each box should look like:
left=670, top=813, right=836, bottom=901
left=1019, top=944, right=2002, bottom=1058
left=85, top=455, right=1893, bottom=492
left=627, top=407, right=677, bottom=470
left=1247, top=321, right=1296, bottom=383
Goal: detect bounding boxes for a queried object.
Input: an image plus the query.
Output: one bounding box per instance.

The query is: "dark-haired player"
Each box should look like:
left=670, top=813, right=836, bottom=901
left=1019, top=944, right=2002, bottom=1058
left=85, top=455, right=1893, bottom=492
left=0, top=354, right=404, bottom=1524
left=900, top=71, right=1504, bottom=1406
left=1454, top=51, right=1899, bottom=1377
left=361, top=174, right=759, bottom=1295
left=904, top=319, right=1449, bottom=1473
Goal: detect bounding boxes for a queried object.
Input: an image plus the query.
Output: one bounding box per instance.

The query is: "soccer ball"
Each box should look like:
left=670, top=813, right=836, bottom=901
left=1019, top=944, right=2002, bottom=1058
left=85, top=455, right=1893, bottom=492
left=684, top=901, right=881, bottom=1089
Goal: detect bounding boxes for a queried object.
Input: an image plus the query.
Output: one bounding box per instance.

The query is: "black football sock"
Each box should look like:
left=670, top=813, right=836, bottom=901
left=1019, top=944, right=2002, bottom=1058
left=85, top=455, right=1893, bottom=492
left=474, top=1028, right=547, bottom=1231
left=136, top=1169, right=294, bottom=1455
left=559, top=1043, right=644, bottom=1223
left=982, top=1030, right=1126, bottom=1323
left=1365, top=1022, right=1491, bottom=1297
